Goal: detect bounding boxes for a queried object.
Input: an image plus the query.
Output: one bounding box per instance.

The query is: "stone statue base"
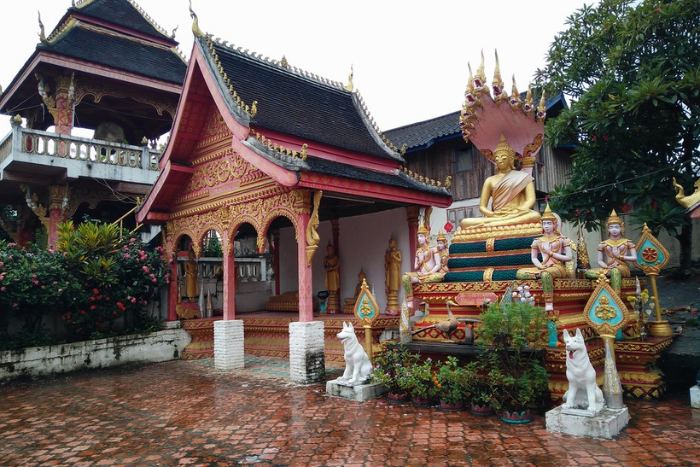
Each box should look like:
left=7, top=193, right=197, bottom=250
left=691, top=385, right=700, bottom=409
left=326, top=379, right=386, bottom=402
left=546, top=405, right=629, bottom=439
left=452, top=222, right=541, bottom=242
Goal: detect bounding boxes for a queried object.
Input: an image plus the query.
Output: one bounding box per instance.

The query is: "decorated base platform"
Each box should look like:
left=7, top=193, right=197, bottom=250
left=178, top=312, right=399, bottom=365
left=410, top=277, right=673, bottom=400
left=326, top=380, right=386, bottom=402
left=546, top=405, right=629, bottom=439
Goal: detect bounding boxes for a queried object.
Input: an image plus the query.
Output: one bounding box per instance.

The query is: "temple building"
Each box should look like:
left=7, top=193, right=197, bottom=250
left=0, top=0, right=186, bottom=247
left=135, top=12, right=452, bottom=381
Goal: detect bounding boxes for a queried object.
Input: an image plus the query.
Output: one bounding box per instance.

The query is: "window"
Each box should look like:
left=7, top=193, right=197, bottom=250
left=454, top=146, right=473, bottom=173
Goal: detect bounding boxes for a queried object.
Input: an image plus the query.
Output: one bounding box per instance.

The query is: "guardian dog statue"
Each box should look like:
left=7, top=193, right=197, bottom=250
left=562, top=328, right=605, bottom=412
left=336, top=322, right=372, bottom=385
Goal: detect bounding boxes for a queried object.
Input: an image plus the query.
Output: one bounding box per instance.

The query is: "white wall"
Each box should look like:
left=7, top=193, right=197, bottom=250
left=278, top=208, right=413, bottom=311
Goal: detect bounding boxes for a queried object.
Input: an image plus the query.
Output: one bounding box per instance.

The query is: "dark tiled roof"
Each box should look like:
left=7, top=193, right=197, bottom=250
left=38, top=25, right=186, bottom=85
left=245, top=138, right=449, bottom=197
left=208, top=39, right=401, bottom=161
left=70, top=0, right=173, bottom=43
left=385, top=111, right=461, bottom=150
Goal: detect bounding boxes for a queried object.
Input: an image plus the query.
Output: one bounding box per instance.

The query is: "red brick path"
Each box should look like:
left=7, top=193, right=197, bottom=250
left=0, top=359, right=698, bottom=466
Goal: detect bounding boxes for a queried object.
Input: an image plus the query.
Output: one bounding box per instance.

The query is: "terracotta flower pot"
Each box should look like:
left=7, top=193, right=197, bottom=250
left=469, top=402, right=494, bottom=416
left=499, top=409, right=532, bottom=424
left=411, top=396, right=436, bottom=407
left=386, top=392, right=410, bottom=403
left=439, top=400, right=466, bottom=412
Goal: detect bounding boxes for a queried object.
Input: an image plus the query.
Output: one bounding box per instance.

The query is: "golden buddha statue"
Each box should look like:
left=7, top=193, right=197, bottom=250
left=385, top=235, right=402, bottom=315
left=460, top=134, right=540, bottom=230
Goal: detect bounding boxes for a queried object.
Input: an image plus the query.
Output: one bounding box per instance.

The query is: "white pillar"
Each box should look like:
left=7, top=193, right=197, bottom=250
left=214, top=320, right=244, bottom=370
left=289, top=321, right=325, bottom=384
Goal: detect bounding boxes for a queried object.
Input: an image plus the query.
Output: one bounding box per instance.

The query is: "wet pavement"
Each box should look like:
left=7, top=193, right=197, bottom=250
left=1, top=358, right=699, bottom=467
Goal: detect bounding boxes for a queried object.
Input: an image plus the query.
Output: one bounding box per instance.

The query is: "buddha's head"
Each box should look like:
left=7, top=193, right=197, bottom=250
left=494, top=134, right=516, bottom=173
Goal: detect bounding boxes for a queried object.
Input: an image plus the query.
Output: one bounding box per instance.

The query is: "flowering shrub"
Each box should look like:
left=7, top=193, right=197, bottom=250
left=402, top=358, right=440, bottom=401
left=57, top=221, right=169, bottom=339
left=370, top=345, right=418, bottom=393
left=435, top=356, right=470, bottom=404
left=0, top=221, right=169, bottom=347
left=0, top=242, right=83, bottom=341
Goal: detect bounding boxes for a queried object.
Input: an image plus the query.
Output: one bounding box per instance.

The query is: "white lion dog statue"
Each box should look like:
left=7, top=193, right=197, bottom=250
left=336, top=322, right=372, bottom=385
left=562, top=328, right=605, bottom=412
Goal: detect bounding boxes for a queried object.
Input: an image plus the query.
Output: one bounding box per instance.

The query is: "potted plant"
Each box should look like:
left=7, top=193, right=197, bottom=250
left=464, top=361, right=494, bottom=416
left=402, top=357, right=440, bottom=406
left=370, top=344, right=417, bottom=402
left=476, top=300, right=549, bottom=423
left=435, top=356, right=469, bottom=411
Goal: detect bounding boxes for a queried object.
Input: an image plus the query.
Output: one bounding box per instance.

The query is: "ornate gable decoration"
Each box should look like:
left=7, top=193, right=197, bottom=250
left=354, top=278, right=380, bottom=327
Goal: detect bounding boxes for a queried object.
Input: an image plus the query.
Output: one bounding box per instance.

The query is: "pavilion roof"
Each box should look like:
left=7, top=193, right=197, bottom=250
left=68, top=0, right=176, bottom=43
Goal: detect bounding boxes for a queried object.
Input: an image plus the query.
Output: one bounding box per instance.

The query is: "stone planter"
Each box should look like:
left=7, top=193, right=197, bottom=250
left=0, top=327, right=191, bottom=383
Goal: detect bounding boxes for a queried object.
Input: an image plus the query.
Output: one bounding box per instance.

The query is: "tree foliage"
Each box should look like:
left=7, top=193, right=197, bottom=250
left=535, top=0, right=700, bottom=271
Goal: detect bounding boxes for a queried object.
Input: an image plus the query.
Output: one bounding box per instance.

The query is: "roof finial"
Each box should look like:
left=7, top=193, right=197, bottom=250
left=188, top=0, right=204, bottom=38
left=280, top=55, right=289, bottom=68
left=38, top=11, right=47, bottom=43
left=343, top=64, right=354, bottom=92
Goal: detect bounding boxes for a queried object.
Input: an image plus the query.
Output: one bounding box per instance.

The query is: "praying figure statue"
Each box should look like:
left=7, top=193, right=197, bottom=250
left=385, top=235, right=402, bottom=315
left=517, top=204, right=572, bottom=310
left=584, top=209, right=637, bottom=292
left=460, top=134, right=540, bottom=230
left=402, top=220, right=442, bottom=311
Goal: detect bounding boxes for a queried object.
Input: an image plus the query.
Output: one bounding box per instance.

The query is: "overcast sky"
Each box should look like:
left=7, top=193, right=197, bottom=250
left=0, top=0, right=596, bottom=137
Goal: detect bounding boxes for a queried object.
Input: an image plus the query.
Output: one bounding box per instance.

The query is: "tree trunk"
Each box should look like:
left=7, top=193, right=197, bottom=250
left=676, top=223, right=693, bottom=278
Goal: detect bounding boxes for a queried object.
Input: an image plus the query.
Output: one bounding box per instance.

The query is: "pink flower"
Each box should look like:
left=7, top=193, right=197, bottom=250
left=48, top=248, right=55, bottom=254
left=53, top=281, right=58, bottom=285
left=58, top=288, right=63, bottom=292
left=142, top=266, right=150, bottom=273
left=0, top=287, right=5, bottom=292
left=123, top=254, right=131, bottom=259
left=93, top=288, right=99, bottom=295
left=131, top=298, right=137, bottom=304
left=130, top=238, right=136, bottom=244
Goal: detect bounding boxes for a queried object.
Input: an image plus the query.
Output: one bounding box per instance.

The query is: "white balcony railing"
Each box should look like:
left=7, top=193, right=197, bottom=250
left=0, top=126, right=160, bottom=170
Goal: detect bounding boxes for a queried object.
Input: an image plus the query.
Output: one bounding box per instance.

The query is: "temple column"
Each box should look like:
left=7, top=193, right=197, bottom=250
left=273, top=230, right=280, bottom=295
left=214, top=231, right=244, bottom=371
left=47, top=185, right=71, bottom=248
left=406, top=206, right=420, bottom=258
left=167, top=259, right=178, bottom=321
left=53, top=73, right=76, bottom=136
left=289, top=202, right=325, bottom=383
left=331, top=219, right=340, bottom=301
left=297, top=210, right=314, bottom=322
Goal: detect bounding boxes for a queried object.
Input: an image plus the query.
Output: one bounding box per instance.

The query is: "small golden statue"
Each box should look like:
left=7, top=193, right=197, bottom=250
left=183, top=247, right=199, bottom=302
left=324, top=242, right=340, bottom=312
left=460, top=134, right=540, bottom=231
left=384, top=235, right=402, bottom=315
left=673, top=177, right=700, bottom=210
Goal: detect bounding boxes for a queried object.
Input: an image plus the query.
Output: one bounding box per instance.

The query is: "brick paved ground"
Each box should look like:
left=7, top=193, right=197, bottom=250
left=0, top=358, right=698, bottom=467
